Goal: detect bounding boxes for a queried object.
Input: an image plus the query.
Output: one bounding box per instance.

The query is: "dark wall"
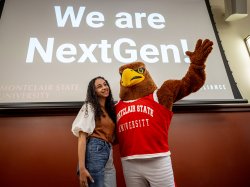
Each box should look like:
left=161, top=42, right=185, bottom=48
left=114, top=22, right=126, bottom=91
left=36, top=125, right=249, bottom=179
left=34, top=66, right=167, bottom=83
left=170, top=111, right=250, bottom=187
left=0, top=104, right=250, bottom=187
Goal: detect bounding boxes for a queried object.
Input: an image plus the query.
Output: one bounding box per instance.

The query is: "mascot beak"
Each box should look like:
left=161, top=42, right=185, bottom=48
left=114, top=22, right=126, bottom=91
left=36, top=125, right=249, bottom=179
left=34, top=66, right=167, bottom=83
left=121, top=68, right=145, bottom=87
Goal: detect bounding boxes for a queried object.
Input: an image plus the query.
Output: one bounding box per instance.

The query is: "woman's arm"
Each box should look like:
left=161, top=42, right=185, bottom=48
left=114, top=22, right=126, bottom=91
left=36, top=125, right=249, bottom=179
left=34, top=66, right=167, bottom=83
left=78, top=131, right=94, bottom=187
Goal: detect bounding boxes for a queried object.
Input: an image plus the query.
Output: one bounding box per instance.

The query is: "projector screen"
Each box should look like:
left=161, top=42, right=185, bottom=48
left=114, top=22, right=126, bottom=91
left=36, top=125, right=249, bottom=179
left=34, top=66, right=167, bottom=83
left=0, top=0, right=244, bottom=104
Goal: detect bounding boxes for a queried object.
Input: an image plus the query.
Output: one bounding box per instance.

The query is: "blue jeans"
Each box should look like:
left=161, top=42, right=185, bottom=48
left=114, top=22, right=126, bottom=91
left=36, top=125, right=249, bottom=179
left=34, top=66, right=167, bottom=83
left=85, top=137, right=116, bottom=187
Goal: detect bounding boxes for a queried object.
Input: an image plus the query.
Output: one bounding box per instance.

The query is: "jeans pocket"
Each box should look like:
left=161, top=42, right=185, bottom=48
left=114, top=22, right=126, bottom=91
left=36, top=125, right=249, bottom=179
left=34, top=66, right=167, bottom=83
left=86, top=139, right=110, bottom=174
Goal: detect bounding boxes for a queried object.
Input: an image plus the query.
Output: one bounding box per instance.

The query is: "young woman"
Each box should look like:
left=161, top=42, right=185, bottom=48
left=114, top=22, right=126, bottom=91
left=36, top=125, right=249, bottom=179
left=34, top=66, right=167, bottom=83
left=72, top=76, right=117, bottom=187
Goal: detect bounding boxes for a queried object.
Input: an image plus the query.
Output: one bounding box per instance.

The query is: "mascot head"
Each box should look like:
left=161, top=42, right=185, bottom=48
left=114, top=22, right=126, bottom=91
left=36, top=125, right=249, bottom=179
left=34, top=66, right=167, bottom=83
left=119, top=62, right=157, bottom=101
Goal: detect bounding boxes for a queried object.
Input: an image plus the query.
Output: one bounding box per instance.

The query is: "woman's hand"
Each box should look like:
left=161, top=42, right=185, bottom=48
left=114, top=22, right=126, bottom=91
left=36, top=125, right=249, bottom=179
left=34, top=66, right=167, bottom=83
left=79, top=167, right=94, bottom=187
left=78, top=131, right=94, bottom=187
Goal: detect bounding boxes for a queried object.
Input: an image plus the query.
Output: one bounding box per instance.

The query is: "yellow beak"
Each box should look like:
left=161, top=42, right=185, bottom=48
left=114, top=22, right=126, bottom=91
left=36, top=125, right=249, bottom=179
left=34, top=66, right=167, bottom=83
left=121, top=68, right=145, bottom=87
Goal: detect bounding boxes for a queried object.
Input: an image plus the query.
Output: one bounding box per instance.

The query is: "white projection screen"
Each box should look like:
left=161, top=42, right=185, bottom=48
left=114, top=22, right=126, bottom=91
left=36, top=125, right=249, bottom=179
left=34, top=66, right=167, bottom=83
left=0, top=0, right=246, bottom=107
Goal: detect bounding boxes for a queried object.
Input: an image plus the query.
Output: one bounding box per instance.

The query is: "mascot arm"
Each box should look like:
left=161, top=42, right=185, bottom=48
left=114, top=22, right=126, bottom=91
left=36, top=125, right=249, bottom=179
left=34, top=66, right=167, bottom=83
left=157, top=39, right=213, bottom=110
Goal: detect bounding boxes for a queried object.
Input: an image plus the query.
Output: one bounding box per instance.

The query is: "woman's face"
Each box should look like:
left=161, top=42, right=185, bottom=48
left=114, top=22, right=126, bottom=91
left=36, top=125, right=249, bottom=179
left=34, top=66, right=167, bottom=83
left=94, top=78, right=110, bottom=98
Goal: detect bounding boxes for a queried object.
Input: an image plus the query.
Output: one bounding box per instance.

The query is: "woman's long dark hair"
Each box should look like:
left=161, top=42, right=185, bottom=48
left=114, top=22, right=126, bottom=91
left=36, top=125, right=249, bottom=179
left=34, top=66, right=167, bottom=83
left=85, top=76, right=116, bottom=123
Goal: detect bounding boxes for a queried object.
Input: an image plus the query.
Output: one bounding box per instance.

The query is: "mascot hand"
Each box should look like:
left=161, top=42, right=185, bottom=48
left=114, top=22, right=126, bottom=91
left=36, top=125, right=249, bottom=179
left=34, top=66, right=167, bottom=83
left=185, top=39, right=213, bottom=66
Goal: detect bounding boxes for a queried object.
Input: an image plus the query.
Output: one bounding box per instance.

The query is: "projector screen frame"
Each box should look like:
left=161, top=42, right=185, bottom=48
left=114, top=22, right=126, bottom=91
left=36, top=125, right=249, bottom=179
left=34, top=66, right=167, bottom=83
left=204, top=0, right=244, bottom=100
left=0, top=0, right=248, bottom=114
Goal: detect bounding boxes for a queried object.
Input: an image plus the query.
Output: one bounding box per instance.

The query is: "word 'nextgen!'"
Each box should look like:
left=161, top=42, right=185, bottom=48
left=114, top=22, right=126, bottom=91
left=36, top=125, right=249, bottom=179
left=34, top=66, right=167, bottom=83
left=26, top=38, right=190, bottom=64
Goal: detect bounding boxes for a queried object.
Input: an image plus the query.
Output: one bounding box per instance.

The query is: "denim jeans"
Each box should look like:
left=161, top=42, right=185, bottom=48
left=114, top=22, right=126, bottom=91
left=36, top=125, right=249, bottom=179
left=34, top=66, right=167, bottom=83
left=84, top=137, right=116, bottom=187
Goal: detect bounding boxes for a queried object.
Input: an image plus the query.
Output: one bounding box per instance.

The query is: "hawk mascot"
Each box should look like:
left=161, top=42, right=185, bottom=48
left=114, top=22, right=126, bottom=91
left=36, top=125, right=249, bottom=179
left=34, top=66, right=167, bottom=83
left=115, top=39, right=213, bottom=187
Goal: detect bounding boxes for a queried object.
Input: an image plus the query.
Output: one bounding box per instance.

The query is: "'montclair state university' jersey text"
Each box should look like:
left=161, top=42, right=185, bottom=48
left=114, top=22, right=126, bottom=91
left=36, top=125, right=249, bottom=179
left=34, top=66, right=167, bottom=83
left=115, top=92, right=173, bottom=160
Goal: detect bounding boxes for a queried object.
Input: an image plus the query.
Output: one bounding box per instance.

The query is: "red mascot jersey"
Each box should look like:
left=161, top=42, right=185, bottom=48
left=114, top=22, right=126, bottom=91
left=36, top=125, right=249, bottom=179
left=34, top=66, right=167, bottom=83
left=115, top=92, right=173, bottom=160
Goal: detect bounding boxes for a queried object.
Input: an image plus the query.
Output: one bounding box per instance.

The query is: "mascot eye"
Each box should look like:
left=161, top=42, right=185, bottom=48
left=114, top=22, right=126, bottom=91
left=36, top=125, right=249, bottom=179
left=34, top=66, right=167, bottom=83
left=137, top=67, right=145, bottom=74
